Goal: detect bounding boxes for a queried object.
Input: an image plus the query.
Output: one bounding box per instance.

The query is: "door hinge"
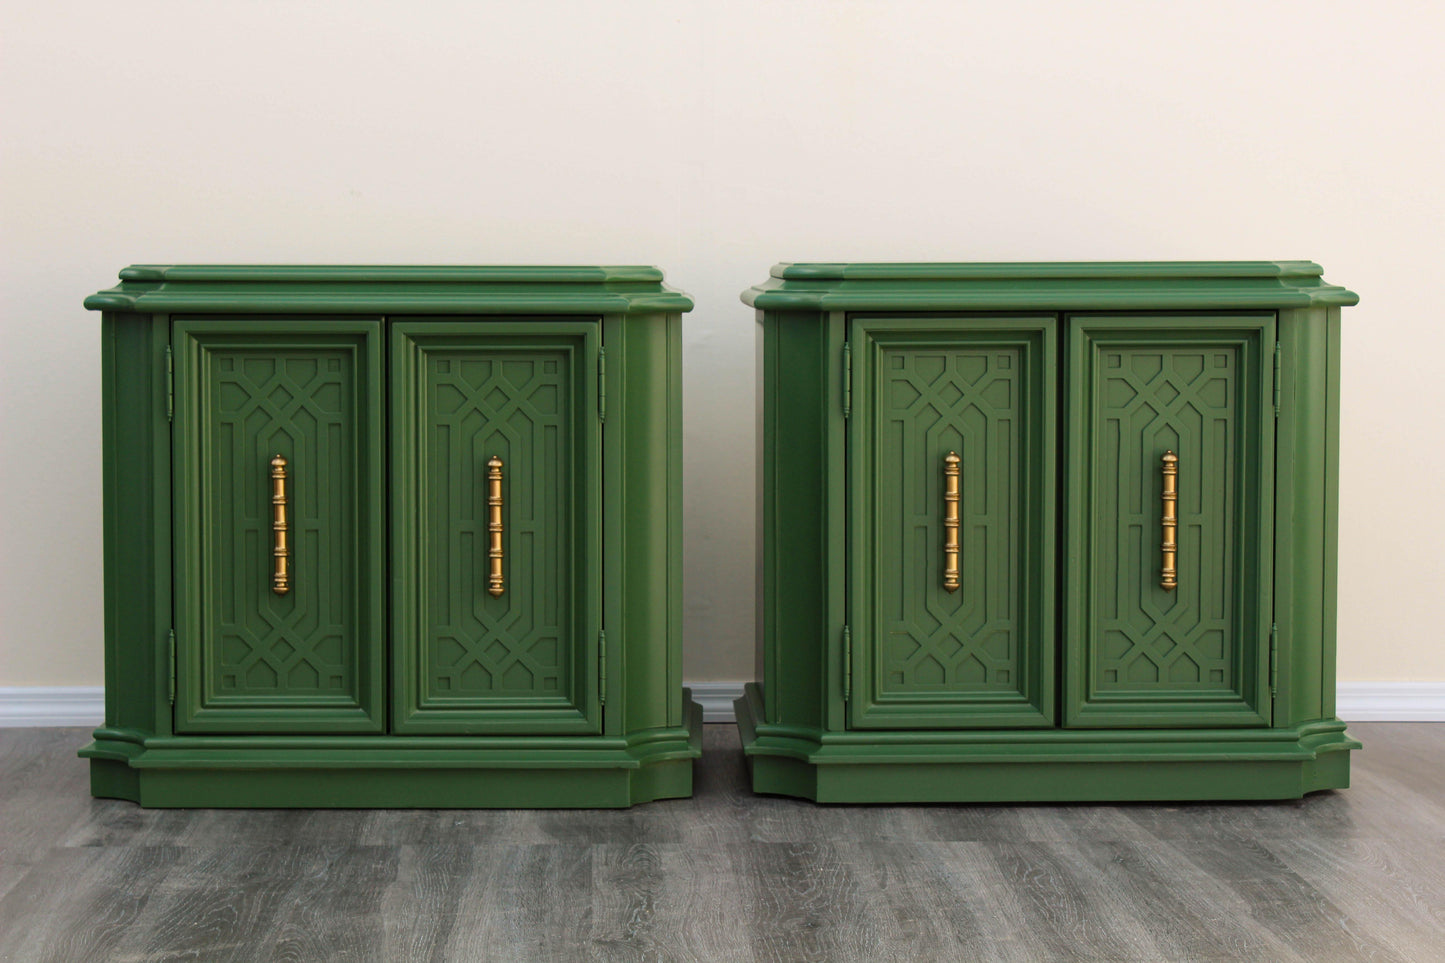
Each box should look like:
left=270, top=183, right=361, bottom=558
left=841, top=341, right=851, bottom=418
left=598, top=629, right=607, bottom=705
left=1269, top=622, right=1278, bottom=697
left=165, top=344, right=174, bottom=423
left=598, top=347, right=607, bottom=422
left=1272, top=342, right=1281, bottom=418
left=841, top=624, right=852, bottom=701
left=166, top=629, right=176, bottom=705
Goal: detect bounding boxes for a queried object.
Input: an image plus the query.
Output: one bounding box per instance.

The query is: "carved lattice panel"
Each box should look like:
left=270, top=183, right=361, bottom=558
left=391, top=322, right=600, bottom=734
left=849, top=319, right=1055, bottom=730
left=1094, top=348, right=1236, bottom=692
left=878, top=347, right=1022, bottom=694
left=424, top=351, right=570, bottom=702
left=211, top=352, right=356, bottom=697
left=1067, top=317, right=1273, bottom=728
left=174, top=320, right=385, bottom=734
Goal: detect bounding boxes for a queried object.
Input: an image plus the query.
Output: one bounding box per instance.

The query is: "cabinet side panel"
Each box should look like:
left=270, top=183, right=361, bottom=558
left=1276, top=307, right=1332, bottom=725
left=756, top=312, right=769, bottom=692
left=763, top=312, right=829, bottom=729
left=617, top=313, right=684, bottom=733
left=101, top=313, right=171, bottom=734
left=1322, top=308, right=1342, bottom=719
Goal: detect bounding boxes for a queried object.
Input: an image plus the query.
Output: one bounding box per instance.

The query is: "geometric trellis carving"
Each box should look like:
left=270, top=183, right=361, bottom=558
left=875, top=346, right=1024, bottom=697
left=209, top=350, right=356, bottom=698
left=1093, top=347, right=1237, bottom=692
left=424, top=351, right=569, bottom=699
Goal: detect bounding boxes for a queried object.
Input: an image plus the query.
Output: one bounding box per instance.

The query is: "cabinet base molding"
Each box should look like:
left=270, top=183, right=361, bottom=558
left=736, top=685, right=1356, bottom=804
left=80, top=697, right=701, bottom=809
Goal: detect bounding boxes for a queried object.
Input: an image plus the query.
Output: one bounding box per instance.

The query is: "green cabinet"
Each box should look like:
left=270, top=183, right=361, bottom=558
left=82, top=266, right=698, bottom=808
left=741, top=263, right=1359, bottom=803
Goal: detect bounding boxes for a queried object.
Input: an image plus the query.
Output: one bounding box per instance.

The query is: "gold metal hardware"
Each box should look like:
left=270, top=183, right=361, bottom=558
left=487, top=456, right=504, bottom=598
left=943, top=451, right=961, bottom=592
left=1161, top=450, right=1178, bottom=591
left=271, top=454, right=290, bottom=595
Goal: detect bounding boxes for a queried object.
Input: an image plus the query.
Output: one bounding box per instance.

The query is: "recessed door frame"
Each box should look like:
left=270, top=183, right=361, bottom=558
left=845, top=315, right=1057, bottom=730
left=389, top=319, right=603, bottom=735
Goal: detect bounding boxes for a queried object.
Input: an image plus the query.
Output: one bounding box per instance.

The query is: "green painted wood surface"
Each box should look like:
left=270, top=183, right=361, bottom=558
left=743, top=262, right=1359, bottom=311
left=100, top=313, right=173, bottom=737
left=602, top=313, right=687, bottom=734
left=84, top=698, right=702, bottom=808
left=172, top=320, right=386, bottom=734
left=742, top=262, right=1356, bottom=803
left=1064, top=316, right=1274, bottom=728
left=391, top=322, right=601, bottom=735
left=82, top=267, right=697, bottom=808
left=754, top=311, right=838, bottom=732
left=848, top=318, right=1055, bottom=729
left=85, top=265, right=694, bottom=315
left=737, top=683, right=1355, bottom=803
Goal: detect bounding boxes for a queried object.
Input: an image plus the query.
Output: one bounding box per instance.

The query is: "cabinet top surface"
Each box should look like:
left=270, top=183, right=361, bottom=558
left=85, top=265, right=693, bottom=315
left=742, top=261, right=1358, bottom=311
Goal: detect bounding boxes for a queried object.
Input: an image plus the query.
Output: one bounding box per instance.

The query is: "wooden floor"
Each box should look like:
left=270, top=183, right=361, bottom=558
left=0, top=724, right=1441, bottom=962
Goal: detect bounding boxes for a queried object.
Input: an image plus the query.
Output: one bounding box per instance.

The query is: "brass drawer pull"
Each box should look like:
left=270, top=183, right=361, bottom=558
left=943, top=451, right=961, bottom=592
left=270, top=454, right=290, bottom=595
left=1161, top=450, right=1178, bottom=591
left=487, top=456, right=505, bottom=597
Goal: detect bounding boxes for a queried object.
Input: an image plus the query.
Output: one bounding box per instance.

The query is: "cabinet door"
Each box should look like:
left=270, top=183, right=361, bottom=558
left=392, top=321, right=602, bottom=734
left=1065, top=315, right=1274, bottom=728
left=847, top=317, right=1056, bottom=729
left=173, top=320, right=386, bottom=733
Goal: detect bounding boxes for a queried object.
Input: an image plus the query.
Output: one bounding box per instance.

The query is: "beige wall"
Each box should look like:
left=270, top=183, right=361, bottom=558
left=2, top=1, right=1441, bottom=686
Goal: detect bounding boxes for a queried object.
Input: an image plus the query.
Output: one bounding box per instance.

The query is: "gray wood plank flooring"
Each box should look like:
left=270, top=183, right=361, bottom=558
left=0, top=723, right=1441, bottom=962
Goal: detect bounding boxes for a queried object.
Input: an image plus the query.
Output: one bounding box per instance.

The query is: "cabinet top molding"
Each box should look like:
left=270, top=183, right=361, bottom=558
left=85, top=265, right=694, bottom=315
left=742, top=261, right=1357, bottom=311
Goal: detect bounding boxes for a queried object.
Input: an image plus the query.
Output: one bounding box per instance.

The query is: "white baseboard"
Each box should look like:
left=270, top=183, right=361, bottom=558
left=2, top=681, right=1440, bottom=727
left=1335, top=682, right=1445, bottom=722
left=688, top=682, right=748, bottom=723
left=0, top=687, right=105, bottom=727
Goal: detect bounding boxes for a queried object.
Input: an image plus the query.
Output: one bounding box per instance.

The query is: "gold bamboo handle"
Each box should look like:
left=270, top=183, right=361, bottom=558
left=1160, top=450, right=1178, bottom=591
left=271, top=454, right=290, bottom=595
left=943, top=451, right=961, bottom=592
left=487, top=456, right=504, bottom=597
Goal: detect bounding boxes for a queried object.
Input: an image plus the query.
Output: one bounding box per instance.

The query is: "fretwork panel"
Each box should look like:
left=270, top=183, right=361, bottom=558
left=849, top=318, right=1055, bottom=731
left=424, top=351, right=570, bottom=704
left=1093, top=347, right=1237, bottom=693
left=209, top=351, right=357, bottom=701
left=877, top=347, right=1022, bottom=697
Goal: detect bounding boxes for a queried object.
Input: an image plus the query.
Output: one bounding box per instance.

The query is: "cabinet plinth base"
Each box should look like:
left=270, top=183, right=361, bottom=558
left=80, top=698, right=702, bottom=809
left=736, top=684, right=1357, bottom=804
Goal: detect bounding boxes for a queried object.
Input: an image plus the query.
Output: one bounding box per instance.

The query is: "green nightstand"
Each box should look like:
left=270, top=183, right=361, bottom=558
left=81, top=265, right=698, bottom=807
left=741, top=262, right=1359, bottom=802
